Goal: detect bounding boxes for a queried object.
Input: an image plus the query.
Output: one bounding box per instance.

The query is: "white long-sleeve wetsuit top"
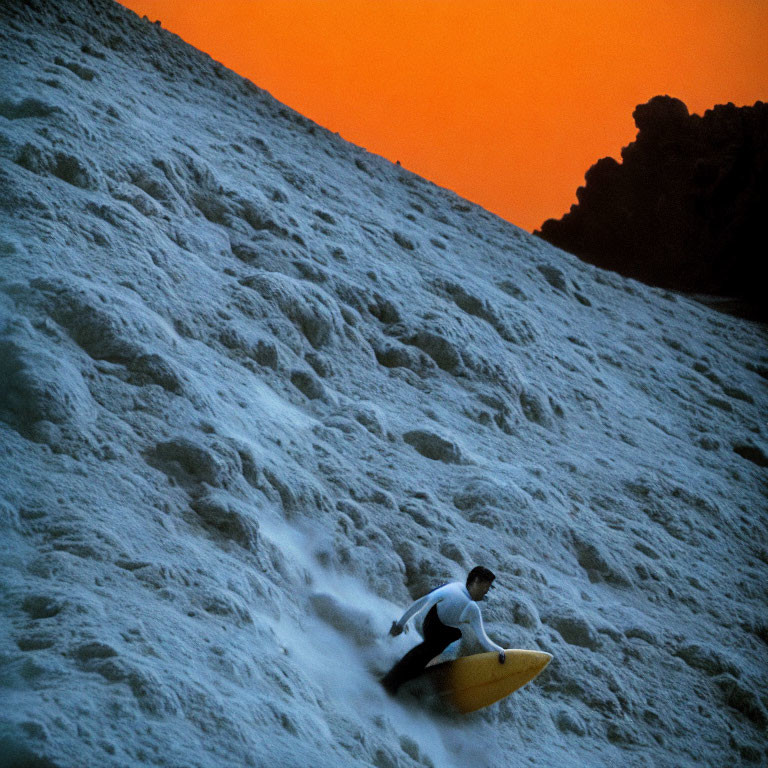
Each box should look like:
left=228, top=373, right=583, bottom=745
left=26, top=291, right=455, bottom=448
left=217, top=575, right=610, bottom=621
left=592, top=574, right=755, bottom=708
left=394, top=581, right=504, bottom=653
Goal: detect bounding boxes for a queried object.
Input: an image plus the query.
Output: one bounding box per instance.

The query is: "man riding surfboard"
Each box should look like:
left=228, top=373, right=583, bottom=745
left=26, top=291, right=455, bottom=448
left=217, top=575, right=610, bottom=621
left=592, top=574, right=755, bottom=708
left=381, top=566, right=506, bottom=694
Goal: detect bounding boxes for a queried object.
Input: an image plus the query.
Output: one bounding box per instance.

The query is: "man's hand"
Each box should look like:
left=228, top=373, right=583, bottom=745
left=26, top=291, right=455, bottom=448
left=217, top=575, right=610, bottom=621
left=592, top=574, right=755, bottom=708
left=389, top=621, right=407, bottom=637
left=498, top=650, right=506, bottom=664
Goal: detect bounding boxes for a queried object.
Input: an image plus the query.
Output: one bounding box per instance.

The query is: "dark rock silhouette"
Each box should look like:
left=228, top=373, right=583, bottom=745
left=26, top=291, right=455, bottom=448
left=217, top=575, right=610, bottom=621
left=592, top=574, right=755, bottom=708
left=536, top=96, right=768, bottom=320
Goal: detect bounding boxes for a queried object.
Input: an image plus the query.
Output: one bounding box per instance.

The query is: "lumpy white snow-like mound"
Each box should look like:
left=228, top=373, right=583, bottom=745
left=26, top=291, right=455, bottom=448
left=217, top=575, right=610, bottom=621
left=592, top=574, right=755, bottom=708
left=1, top=2, right=766, bottom=767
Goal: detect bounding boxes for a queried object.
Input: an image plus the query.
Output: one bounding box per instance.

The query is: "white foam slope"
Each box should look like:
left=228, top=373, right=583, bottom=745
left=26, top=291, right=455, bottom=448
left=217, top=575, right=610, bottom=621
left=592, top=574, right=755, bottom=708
left=1, top=2, right=766, bottom=767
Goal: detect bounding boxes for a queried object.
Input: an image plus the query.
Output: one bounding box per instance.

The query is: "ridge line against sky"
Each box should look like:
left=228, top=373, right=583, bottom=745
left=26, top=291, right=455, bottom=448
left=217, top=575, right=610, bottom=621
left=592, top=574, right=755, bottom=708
left=117, top=0, right=768, bottom=232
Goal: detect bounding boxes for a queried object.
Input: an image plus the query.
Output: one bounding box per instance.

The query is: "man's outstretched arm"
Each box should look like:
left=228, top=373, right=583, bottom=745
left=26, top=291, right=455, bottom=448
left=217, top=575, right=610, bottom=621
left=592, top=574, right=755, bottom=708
left=466, top=604, right=506, bottom=662
left=389, top=593, right=437, bottom=636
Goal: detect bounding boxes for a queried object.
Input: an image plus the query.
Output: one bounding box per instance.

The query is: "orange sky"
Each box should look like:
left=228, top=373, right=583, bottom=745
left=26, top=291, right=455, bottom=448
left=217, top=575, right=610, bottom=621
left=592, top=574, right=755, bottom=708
left=119, top=0, right=767, bottom=232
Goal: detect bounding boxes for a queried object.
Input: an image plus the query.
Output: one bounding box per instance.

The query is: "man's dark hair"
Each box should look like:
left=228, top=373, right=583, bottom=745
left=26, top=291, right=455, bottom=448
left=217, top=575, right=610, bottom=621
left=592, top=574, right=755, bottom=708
left=467, top=566, right=496, bottom=586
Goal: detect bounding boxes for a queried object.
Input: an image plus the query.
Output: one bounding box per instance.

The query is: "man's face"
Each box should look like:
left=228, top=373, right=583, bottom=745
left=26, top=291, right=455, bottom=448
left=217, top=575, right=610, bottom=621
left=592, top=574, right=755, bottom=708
left=468, top=578, right=493, bottom=601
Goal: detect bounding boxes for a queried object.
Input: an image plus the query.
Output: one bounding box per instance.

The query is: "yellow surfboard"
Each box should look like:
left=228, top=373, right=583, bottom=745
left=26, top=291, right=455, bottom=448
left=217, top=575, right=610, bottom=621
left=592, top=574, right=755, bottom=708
left=411, top=649, right=552, bottom=713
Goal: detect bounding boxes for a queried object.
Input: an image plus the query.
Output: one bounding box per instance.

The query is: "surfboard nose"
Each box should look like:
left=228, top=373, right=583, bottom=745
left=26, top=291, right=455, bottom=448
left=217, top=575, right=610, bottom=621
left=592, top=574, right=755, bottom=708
left=526, top=650, right=553, bottom=670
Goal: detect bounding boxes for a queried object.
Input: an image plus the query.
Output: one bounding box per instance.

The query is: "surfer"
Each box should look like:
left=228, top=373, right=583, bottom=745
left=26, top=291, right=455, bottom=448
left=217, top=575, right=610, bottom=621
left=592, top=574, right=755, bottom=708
left=381, top=566, right=506, bottom=694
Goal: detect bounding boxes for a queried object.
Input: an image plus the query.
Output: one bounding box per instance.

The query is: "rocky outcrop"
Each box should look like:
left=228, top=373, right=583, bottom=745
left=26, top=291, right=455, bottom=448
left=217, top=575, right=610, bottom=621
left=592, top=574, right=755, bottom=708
left=536, top=96, right=768, bottom=319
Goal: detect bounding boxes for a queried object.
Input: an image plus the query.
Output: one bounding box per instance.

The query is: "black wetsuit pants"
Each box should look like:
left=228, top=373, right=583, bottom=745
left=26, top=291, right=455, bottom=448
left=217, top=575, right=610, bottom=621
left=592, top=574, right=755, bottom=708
left=381, top=606, right=462, bottom=693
